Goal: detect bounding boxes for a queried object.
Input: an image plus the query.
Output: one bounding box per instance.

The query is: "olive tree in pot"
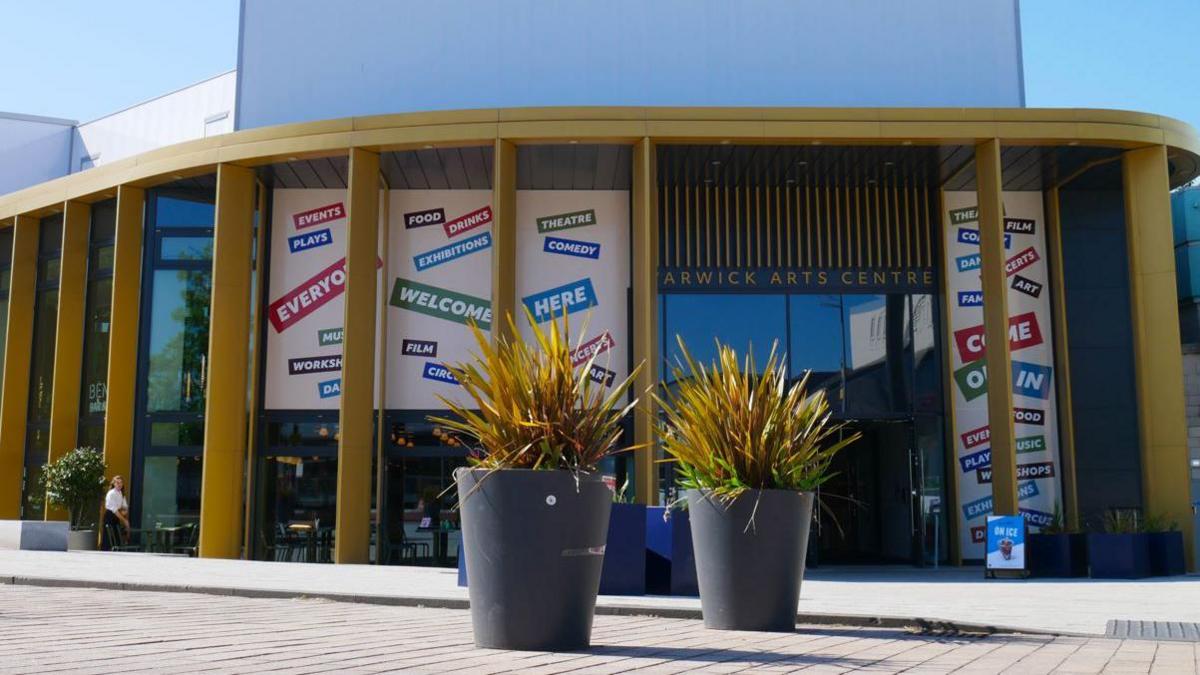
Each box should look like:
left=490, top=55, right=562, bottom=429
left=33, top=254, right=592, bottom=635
left=431, top=310, right=642, bottom=651
left=655, top=338, right=859, bottom=632
left=39, top=447, right=107, bottom=550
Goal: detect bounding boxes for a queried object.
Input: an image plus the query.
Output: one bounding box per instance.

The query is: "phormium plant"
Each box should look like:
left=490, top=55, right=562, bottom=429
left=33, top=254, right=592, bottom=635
left=429, top=309, right=643, bottom=474
left=654, top=336, right=859, bottom=502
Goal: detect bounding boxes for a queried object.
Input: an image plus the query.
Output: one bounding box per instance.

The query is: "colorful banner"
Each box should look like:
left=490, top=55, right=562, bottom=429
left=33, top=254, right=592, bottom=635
left=517, top=190, right=630, bottom=398
left=943, top=191, right=1064, bottom=560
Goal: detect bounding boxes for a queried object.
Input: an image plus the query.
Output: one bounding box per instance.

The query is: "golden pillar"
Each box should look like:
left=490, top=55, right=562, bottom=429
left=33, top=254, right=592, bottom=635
left=0, top=215, right=40, bottom=518
left=632, top=138, right=659, bottom=505
left=975, top=139, right=1018, bottom=515
left=1044, top=187, right=1081, bottom=529
left=334, top=148, right=381, bottom=564
left=1122, top=144, right=1195, bottom=570
left=491, top=139, right=517, bottom=339
left=198, top=164, right=257, bottom=558
left=44, top=201, right=91, bottom=519
left=101, top=186, right=145, bottom=491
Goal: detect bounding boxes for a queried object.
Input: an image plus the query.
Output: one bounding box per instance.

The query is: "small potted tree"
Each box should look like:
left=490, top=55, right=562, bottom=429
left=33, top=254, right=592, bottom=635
left=655, top=338, right=858, bottom=632
left=39, top=447, right=108, bottom=551
left=432, top=310, right=642, bottom=651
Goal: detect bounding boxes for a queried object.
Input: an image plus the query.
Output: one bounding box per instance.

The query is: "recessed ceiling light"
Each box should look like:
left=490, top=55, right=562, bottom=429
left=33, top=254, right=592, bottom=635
left=711, top=160, right=721, bottom=165
left=901, top=141, right=913, bottom=146
left=423, top=144, right=434, bottom=150
left=287, top=156, right=298, bottom=162
left=568, top=140, right=578, bottom=144
left=786, top=179, right=796, bottom=185
left=1068, top=141, right=1080, bottom=146
left=867, top=178, right=877, bottom=185
left=171, top=174, right=184, bottom=180
left=811, top=140, right=823, bottom=146
left=797, top=161, right=808, bottom=167
left=720, top=140, right=731, bottom=145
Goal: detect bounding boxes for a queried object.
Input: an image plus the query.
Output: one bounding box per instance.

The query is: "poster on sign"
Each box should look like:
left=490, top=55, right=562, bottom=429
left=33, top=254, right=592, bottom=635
left=264, top=189, right=384, bottom=410
left=985, top=515, right=1026, bottom=570
left=387, top=190, right=493, bottom=409
left=942, top=191, right=1064, bottom=559
left=515, top=191, right=630, bottom=399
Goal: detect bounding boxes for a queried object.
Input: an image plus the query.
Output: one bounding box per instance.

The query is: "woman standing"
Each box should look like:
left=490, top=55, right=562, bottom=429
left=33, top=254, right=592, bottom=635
left=101, top=476, right=130, bottom=551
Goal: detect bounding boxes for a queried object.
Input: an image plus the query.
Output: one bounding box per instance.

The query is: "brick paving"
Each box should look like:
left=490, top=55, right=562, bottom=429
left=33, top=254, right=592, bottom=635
left=1, top=585, right=1197, bottom=674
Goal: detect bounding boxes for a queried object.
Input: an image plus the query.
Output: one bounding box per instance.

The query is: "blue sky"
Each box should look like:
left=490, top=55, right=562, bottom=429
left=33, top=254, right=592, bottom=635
left=2, top=2, right=1198, bottom=130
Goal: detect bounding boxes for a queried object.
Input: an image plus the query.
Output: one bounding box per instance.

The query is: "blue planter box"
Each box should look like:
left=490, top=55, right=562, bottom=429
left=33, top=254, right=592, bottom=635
left=1028, top=533, right=1087, bottom=577
left=1087, top=533, right=1151, bottom=579
left=599, top=503, right=647, bottom=595
left=1148, top=531, right=1186, bottom=576
left=645, top=506, right=698, bottom=596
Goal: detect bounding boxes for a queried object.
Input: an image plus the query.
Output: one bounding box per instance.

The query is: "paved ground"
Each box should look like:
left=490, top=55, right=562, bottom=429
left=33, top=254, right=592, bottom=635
left=3, top=584, right=1198, bottom=674
left=1, top=551, right=1198, bottom=636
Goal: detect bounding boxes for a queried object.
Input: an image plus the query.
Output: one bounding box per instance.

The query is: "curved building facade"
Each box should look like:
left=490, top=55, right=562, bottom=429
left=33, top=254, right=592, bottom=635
left=0, top=2, right=1195, bottom=570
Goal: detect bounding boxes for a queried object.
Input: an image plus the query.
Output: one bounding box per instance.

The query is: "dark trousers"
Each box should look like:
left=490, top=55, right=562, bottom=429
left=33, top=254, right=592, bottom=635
left=101, top=510, right=124, bottom=551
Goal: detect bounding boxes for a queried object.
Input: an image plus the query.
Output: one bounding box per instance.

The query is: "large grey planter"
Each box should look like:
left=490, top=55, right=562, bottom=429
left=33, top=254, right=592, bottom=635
left=687, top=488, right=813, bottom=632
left=457, top=468, right=611, bottom=651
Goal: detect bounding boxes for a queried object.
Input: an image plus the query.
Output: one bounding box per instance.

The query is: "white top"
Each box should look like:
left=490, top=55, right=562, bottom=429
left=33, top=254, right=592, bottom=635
left=105, top=488, right=128, bottom=514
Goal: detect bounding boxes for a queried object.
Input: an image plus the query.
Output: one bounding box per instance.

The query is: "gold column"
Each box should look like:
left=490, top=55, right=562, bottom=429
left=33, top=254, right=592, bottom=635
left=0, top=215, right=40, bottom=518
left=198, top=164, right=256, bottom=559
left=335, top=148, right=381, bottom=564
left=937, top=190, right=962, bottom=565
left=101, top=187, right=145, bottom=491
left=241, top=183, right=268, bottom=555
left=1044, top=187, right=1081, bottom=530
left=44, top=201, right=91, bottom=519
left=632, top=138, right=659, bottom=505
left=491, top=139, right=517, bottom=339
left=1122, top=145, right=1195, bottom=570
left=975, top=139, right=1018, bottom=515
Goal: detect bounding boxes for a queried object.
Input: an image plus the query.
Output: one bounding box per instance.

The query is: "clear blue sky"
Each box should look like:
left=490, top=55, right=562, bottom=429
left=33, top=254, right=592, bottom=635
left=2, top=2, right=1199, bottom=130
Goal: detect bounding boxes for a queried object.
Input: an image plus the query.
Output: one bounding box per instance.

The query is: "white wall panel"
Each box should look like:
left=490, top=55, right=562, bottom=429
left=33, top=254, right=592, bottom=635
left=0, top=115, right=73, bottom=195
left=237, top=0, right=1024, bottom=129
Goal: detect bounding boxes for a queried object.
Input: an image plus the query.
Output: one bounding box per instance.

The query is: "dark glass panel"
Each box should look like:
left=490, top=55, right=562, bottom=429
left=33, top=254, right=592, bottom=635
left=38, top=215, right=62, bottom=254
left=90, top=200, right=117, bottom=242
left=27, top=288, right=58, bottom=422
left=266, top=421, right=340, bottom=449
left=20, top=427, right=49, bottom=519
left=80, top=278, right=113, bottom=419
left=154, top=196, right=215, bottom=229
left=89, top=245, right=115, bottom=276
left=911, top=294, right=942, bottom=414
left=139, top=456, right=202, bottom=529
left=146, top=269, right=211, bottom=413
left=788, top=294, right=844, bottom=408
left=149, top=422, right=205, bottom=447
left=259, top=456, right=338, bottom=563
left=842, top=294, right=912, bottom=418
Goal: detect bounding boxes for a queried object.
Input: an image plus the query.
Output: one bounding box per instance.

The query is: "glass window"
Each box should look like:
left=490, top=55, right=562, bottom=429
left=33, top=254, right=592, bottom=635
left=149, top=422, right=205, bottom=447
left=788, top=294, right=845, bottom=406
left=27, top=287, right=58, bottom=422
left=266, top=421, right=340, bottom=449
left=259, top=456, right=338, bottom=563
left=38, top=216, right=62, bottom=254
left=90, top=200, right=117, bottom=241
left=80, top=277, right=113, bottom=417
left=20, top=427, right=49, bottom=519
left=661, top=294, right=787, bottom=379
left=139, top=456, right=202, bottom=530
left=911, top=294, right=942, bottom=414
left=842, top=294, right=912, bottom=419
left=89, top=245, right=115, bottom=275
left=155, top=196, right=215, bottom=229
left=146, top=270, right=211, bottom=413
left=160, top=236, right=213, bottom=262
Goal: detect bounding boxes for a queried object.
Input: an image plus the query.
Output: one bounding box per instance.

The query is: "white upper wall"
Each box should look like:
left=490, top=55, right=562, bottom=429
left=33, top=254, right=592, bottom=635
left=72, top=70, right=237, bottom=172
left=236, top=0, right=1025, bottom=130
left=0, top=114, right=74, bottom=195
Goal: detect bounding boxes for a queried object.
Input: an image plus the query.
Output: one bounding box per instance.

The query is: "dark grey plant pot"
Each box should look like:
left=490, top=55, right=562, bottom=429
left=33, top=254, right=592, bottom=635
left=457, top=468, right=611, bottom=651
left=686, top=488, right=813, bottom=632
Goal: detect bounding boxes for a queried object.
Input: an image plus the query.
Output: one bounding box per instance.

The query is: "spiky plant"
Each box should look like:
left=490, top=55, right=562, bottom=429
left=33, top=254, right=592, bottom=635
left=655, top=336, right=859, bottom=502
left=429, top=309, right=642, bottom=474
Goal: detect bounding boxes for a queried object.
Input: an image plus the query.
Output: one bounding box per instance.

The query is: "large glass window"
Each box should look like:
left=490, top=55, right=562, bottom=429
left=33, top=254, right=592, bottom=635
left=21, top=215, right=62, bottom=519
left=660, top=294, right=786, bottom=378
left=78, top=201, right=116, bottom=448
left=140, top=456, right=202, bottom=530
left=145, top=270, right=211, bottom=413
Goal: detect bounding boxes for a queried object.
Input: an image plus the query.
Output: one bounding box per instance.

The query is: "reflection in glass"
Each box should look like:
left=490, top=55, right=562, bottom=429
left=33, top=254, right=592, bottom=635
left=267, top=421, right=340, bottom=448
left=842, top=295, right=911, bottom=419
left=911, top=294, right=942, bottom=414
left=383, top=455, right=465, bottom=568
left=80, top=278, right=113, bottom=416
left=160, top=236, right=214, bottom=262
left=259, top=456, right=338, bottom=563
left=27, top=288, right=58, bottom=422
left=140, top=456, right=202, bottom=530
left=915, top=415, right=948, bottom=564
left=788, top=295, right=844, bottom=406
left=149, top=422, right=205, bottom=447
left=20, top=427, right=49, bottom=519
left=661, top=294, right=786, bottom=380
left=154, top=196, right=215, bottom=229
left=146, top=270, right=211, bottom=412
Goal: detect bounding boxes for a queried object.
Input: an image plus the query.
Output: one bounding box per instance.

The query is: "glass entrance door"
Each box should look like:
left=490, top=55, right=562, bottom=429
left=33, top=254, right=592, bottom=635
left=817, top=420, right=918, bottom=564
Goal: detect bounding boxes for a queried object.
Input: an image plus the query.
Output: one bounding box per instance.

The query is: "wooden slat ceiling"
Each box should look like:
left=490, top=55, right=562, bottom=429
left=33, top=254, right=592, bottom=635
left=517, top=144, right=632, bottom=190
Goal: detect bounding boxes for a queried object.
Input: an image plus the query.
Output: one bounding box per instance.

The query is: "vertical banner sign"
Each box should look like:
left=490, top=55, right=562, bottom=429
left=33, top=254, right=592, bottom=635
left=516, top=191, right=630, bottom=401
left=943, top=192, right=1064, bottom=559
left=387, top=191, right=494, bottom=409
left=264, top=189, right=384, bottom=410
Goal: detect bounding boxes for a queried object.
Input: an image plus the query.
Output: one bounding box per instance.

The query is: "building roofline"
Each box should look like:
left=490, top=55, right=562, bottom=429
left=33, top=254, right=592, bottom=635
left=0, top=111, right=78, bottom=127
left=78, top=68, right=237, bottom=128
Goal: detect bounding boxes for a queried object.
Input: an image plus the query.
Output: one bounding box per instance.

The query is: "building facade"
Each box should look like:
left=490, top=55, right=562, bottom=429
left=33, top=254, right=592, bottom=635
left=0, top=1, right=1195, bottom=569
